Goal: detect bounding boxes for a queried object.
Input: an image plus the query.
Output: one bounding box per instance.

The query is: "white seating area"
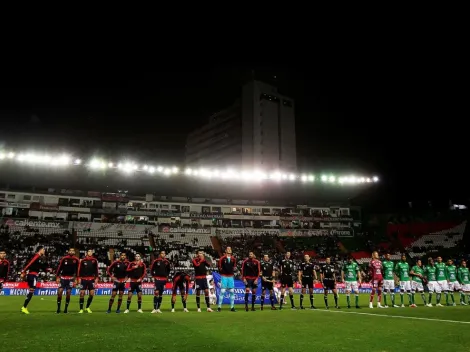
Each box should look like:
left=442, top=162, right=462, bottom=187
left=406, top=221, right=466, bottom=250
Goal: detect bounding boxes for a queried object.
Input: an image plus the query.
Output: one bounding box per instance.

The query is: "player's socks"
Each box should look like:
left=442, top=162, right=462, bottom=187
left=300, top=294, right=304, bottom=307
left=411, top=293, right=415, bottom=305
left=309, top=294, right=314, bottom=307
left=420, top=293, right=426, bottom=305
left=229, top=290, right=235, bottom=308
left=157, top=296, right=163, bottom=309
left=182, top=296, right=187, bottom=309
left=260, top=295, right=265, bottom=309
left=270, top=295, right=275, bottom=307
left=126, top=300, right=131, bottom=310
left=428, top=293, right=433, bottom=304
left=460, top=292, right=465, bottom=303
left=450, top=293, right=455, bottom=304
left=407, top=292, right=412, bottom=305
left=244, top=292, right=249, bottom=307
left=391, top=293, right=395, bottom=306
left=445, top=292, right=449, bottom=305
left=138, top=299, right=142, bottom=310
left=377, top=289, right=382, bottom=304
left=436, top=293, right=441, bottom=304
left=289, top=294, right=295, bottom=308
left=117, top=299, right=123, bottom=311
left=251, top=293, right=256, bottom=309
left=369, top=289, right=375, bottom=303
left=153, top=295, right=158, bottom=310
left=196, top=295, right=201, bottom=309
left=279, top=295, right=284, bottom=309
left=400, top=293, right=404, bottom=305
left=218, top=288, right=226, bottom=307
left=65, top=297, right=70, bottom=313
left=334, top=294, right=338, bottom=307
left=79, top=297, right=84, bottom=310
left=171, top=302, right=175, bottom=309
left=383, top=293, right=387, bottom=306
left=355, top=294, right=359, bottom=307
left=108, top=298, right=114, bottom=310
left=57, top=296, right=62, bottom=312
left=86, top=296, right=93, bottom=308
left=346, top=294, right=351, bottom=307
left=24, top=292, right=33, bottom=308
left=204, top=295, right=210, bottom=308
left=324, top=295, right=328, bottom=307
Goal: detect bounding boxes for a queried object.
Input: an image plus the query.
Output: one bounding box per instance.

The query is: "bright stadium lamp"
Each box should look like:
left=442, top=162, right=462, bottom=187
left=74, top=158, right=82, bottom=165
left=7, top=152, right=15, bottom=159
left=148, top=166, right=155, bottom=173
left=300, top=174, right=307, bottom=182
left=164, top=168, right=171, bottom=175
left=172, top=166, right=179, bottom=174
left=185, top=168, right=193, bottom=175
left=157, top=166, right=164, bottom=173
left=289, top=174, right=296, bottom=181
left=329, top=176, right=336, bottom=183
left=308, top=175, right=315, bottom=182
left=321, top=175, right=328, bottom=182
left=373, top=176, right=379, bottom=182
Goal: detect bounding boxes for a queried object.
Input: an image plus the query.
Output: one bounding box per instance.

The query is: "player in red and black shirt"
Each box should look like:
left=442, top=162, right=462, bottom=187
left=21, top=246, right=47, bottom=314
left=242, top=251, right=261, bottom=311
left=0, top=249, right=10, bottom=292
left=56, top=248, right=79, bottom=314
left=77, top=249, right=99, bottom=313
left=171, top=271, right=191, bottom=312
left=125, top=253, right=147, bottom=313
left=107, top=252, right=130, bottom=313
left=192, top=250, right=213, bottom=312
left=150, top=250, right=171, bottom=313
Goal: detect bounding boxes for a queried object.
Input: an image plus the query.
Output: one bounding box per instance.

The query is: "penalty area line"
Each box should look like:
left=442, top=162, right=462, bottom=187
left=318, top=309, right=470, bottom=324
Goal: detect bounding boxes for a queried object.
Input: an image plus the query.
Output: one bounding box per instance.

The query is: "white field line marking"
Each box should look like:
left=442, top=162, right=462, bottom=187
left=317, top=308, right=470, bottom=324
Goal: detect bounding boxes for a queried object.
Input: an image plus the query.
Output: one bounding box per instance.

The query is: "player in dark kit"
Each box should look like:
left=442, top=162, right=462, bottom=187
left=279, top=251, right=297, bottom=310
left=171, top=271, right=191, bottom=312
left=320, top=257, right=340, bottom=309
left=260, top=254, right=277, bottom=310
left=0, top=250, right=10, bottom=292
left=192, top=250, right=213, bottom=312
left=125, top=253, right=147, bottom=313
left=77, top=249, right=99, bottom=313
left=298, top=254, right=318, bottom=309
left=107, top=252, right=130, bottom=313
left=21, top=246, right=47, bottom=314
left=56, top=248, right=79, bottom=313
left=151, top=250, right=171, bottom=313
left=242, top=251, right=261, bottom=311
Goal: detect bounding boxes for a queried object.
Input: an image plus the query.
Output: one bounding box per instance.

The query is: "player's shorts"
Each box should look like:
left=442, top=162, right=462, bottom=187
left=172, top=281, right=187, bottom=295
left=383, top=280, right=395, bottom=291
left=427, top=281, right=441, bottom=293
left=245, top=278, right=258, bottom=290
left=322, top=279, right=336, bottom=290
left=60, top=278, right=74, bottom=290
left=461, top=284, right=470, bottom=292
left=280, top=275, right=294, bottom=288
left=154, top=279, right=166, bottom=293
left=221, top=276, right=235, bottom=289
left=195, top=278, right=209, bottom=291
left=448, top=281, right=461, bottom=291
left=411, top=281, right=424, bottom=292
left=80, top=279, right=95, bottom=291
left=345, top=281, right=359, bottom=292
left=261, top=279, right=274, bottom=291
left=371, top=278, right=384, bottom=289
left=301, top=277, right=314, bottom=289
left=27, top=274, right=38, bottom=289
left=129, top=282, right=142, bottom=293
left=399, top=280, right=411, bottom=291
left=112, top=281, right=126, bottom=292
left=437, top=280, right=449, bottom=291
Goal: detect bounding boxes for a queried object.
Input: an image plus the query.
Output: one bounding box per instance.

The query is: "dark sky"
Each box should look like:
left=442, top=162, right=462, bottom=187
left=0, top=64, right=467, bottom=204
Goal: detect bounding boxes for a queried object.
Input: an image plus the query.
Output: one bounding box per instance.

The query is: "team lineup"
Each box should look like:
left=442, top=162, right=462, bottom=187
left=1, top=247, right=470, bottom=314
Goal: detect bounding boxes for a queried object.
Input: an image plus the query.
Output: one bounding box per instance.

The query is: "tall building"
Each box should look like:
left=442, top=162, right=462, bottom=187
left=186, top=80, right=296, bottom=171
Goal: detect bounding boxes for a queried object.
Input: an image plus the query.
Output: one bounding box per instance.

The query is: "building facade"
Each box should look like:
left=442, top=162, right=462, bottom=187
left=186, top=80, right=296, bottom=171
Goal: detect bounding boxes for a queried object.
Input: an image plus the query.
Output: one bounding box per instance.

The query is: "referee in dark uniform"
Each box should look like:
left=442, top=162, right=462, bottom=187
left=320, top=257, right=340, bottom=309
left=278, top=252, right=297, bottom=310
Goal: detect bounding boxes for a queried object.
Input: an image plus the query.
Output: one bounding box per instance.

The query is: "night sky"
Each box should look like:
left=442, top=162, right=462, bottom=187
left=0, top=64, right=466, bottom=206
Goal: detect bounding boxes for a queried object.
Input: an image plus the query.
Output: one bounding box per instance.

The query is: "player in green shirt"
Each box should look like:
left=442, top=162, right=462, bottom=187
left=457, top=260, right=470, bottom=305
left=382, top=253, right=397, bottom=308
left=395, top=254, right=412, bottom=307
left=424, top=257, right=438, bottom=306
left=435, top=256, right=447, bottom=306
left=445, top=259, right=459, bottom=306
left=410, top=259, right=427, bottom=306
left=341, top=256, right=362, bottom=309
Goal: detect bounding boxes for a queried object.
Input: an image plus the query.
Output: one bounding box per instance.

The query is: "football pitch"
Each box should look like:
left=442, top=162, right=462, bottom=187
left=2, top=294, right=470, bottom=352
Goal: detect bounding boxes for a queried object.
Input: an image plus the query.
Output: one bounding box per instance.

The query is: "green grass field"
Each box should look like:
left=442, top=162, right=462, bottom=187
left=2, top=294, right=470, bottom=352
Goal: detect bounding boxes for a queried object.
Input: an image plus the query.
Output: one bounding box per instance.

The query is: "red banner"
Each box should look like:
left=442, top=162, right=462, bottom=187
left=3, top=282, right=194, bottom=289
